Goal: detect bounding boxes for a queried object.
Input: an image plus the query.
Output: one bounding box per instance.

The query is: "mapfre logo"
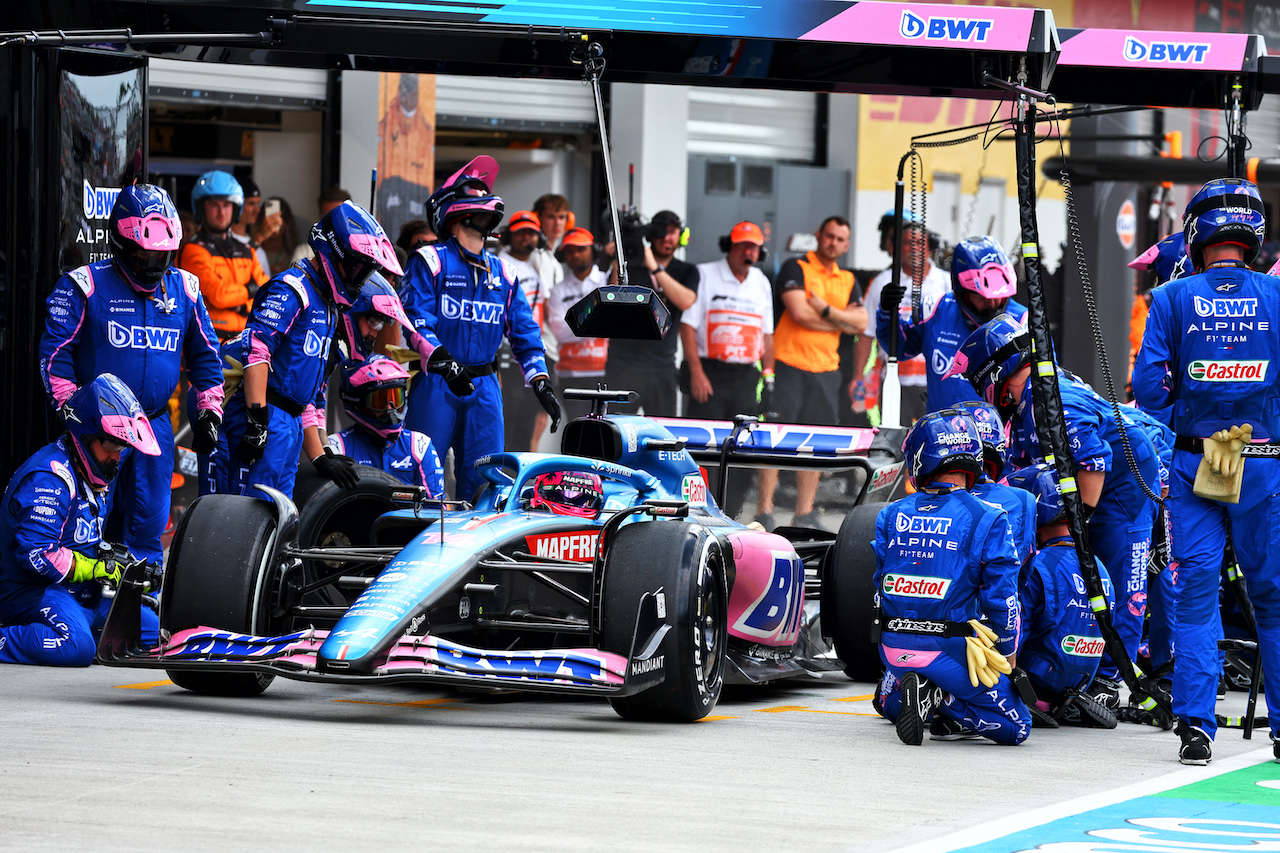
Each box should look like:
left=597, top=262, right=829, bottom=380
left=525, top=531, right=598, bottom=562
left=900, top=10, right=994, bottom=42
left=1060, top=635, right=1106, bottom=657
left=1187, top=360, right=1268, bottom=382
left=107, top=320, right=180, bottom=352
left=1193, top=295, right=1257, bottom=318
left=882, top=573, right=951, bottom=599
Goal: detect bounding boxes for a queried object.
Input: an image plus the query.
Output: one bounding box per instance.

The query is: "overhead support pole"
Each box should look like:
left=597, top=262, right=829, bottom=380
left=1226, top=76, right=1247, bottom=179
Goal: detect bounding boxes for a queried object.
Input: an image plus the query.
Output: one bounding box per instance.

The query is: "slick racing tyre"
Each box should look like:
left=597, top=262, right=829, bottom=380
left=600, top=521, right=728, bottom=722
left=162, top=494, right=281, bottom=697
left=291, top=465, right=403, bottom=605
left=823, top=502, right=887, bottom=682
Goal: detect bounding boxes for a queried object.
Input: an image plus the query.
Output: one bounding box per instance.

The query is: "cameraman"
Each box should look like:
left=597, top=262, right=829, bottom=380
left=604, top=210, right=699, bottom=416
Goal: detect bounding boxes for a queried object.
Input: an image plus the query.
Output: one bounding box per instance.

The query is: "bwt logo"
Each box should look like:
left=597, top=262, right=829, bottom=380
left=895, top=514, right=953, bottom=534
left=900, top=10, right=994, bottom=42
left=107, top=320, right=180, bottom=352
left=83, top=180, right=121, bottom=220
left=1193, top=295, right=1257, bottom=318
left=1123, top=37, right=1210, bottom=64
left=441, top=294, right=503, bottom=324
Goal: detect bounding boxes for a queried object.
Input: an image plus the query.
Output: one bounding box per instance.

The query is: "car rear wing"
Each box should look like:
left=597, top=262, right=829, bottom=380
left=651, top=417, right=907, bottom=503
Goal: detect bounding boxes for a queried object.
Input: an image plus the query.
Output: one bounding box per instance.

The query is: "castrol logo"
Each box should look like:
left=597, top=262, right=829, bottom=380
left=882, top=573, right=951, bottom=599
left=1187, top=360, right=1268, bottom=382
left=1060, top=635, right=1106, bottom=657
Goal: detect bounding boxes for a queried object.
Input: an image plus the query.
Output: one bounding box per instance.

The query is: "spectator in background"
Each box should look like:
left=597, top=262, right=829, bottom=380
left=853, top=211, right=950, bottom=425
left=681, top=221, right=774, bottom=520
left=394, top=218, right=436, bottom=274
left=498, top=211, right=554, bottom=451
left=754, top=216, right=866, bottom=530
left=228, top=178, right=281, bottom=276
left=292, top=187, right=354, bottom=264
left=257, top=197, right=301, bottom=276
left=604, top=210, right=699, bottom=417
left=548, top=227, right=609, bottom=423
left=180, top=170, right=268, bottom=340
left=533, top=193, right=572, bottom=252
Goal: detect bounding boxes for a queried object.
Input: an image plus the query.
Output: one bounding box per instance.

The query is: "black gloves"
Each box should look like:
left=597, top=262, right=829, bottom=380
left=880, top=280, right=907, bottom=313
left=192, top=409, right=221, bottom=455
left=532, top=376, right=562, bottom=433
left=427, top=346, right=476, bottom=397
left=313, top=447, right=360, bottom=489
left=236, top=404, right=269, bottom=465
left=759, top=373, right=777, bottom=421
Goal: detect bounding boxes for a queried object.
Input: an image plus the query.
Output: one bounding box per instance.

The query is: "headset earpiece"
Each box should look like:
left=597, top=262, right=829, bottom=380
left=565, top=211, right=576, bottom=231
left=758, top=245, right=769, bottom=263
left=554, top=246, right=565, bottom=263
left=718, top=235, right=731, bottom=253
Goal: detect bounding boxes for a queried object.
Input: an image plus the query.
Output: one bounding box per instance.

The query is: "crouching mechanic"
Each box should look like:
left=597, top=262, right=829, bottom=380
left=40, top=183, right=224, bottom=564
left=400, top=156, right=560, bottom=500
left=1007, top=463, right=1117, bottom=728
left=872, top=409, right=1030, bottom=746
left=959, top=400, right=1037, bottom=569
left=1133, top=177, right=1280, bottom=765
left=958, top=313, right=1160, bottom=708
left=219, top=200, right=403, bottom=499
left=330, top=355, right=444, bottom=495
left=0, top=375, right=162, bottom=665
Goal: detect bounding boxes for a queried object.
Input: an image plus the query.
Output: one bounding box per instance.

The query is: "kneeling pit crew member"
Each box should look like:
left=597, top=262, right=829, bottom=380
left=0, top=375, right=161, bottom=666
left=872, top=408, right=1030, bottom=746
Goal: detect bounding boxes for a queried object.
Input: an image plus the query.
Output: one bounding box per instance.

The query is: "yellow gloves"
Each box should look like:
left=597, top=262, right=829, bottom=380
left=964, top=619, right=1012, bottom=688
left=222, top=354, right=245, bottom=400
left=384, top=344, right=419, bottom=365
left=1194, top=423, right=1251, bottom=503
left=67, top=550, right=120, bottom=586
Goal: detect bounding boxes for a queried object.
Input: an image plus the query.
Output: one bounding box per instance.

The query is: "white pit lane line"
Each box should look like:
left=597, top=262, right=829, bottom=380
left=884, top=746, right=1277, bottom=853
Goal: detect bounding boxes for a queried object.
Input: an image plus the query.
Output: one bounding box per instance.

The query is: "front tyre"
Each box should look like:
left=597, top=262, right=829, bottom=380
left=600, top=522, right=728, bottom=722
left=162, top=494, right=280, bottom=696
left=822, top=502, right=887, bottom=682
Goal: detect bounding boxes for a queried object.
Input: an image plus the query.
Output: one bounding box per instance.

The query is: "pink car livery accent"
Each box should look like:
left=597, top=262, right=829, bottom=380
left=726, top=529, right=805, bottom=646
left=801, top=3, right=1035, bottom=53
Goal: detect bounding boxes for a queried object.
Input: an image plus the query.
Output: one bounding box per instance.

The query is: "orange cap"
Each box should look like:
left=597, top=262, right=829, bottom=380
left=507, top=210, right=541, bottom=232
left=560, top=226, right=595, bottom=248
left=729, top=221, right=764, bottom=245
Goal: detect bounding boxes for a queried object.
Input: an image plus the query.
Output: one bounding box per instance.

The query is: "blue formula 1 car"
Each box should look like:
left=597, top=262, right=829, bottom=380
left=98, top=390, right=904, bottom=721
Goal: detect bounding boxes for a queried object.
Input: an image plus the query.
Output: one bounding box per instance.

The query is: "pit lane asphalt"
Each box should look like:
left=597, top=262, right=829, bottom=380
left=0, top=666, right=1268, bottom=852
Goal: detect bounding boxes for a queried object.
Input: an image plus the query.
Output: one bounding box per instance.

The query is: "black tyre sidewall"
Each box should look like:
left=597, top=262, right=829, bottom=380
left=824, top=502, right=887, bottom=682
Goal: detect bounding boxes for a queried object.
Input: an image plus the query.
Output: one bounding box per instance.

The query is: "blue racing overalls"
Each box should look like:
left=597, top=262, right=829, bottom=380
left=217, top=260, right=338, bottom=500
left=878, top=293, right=1028, bottom=412
left=328, top=426, right=444, bottom=496
left=400, top=240, right=547, bottom=500
left=873, top=486, right=1030, bottom=745
left=1133, top=261, right=1280, bottom=739
left=0, top=438, right=157, bottom=665
left=39, top=261, right=223, bottom=563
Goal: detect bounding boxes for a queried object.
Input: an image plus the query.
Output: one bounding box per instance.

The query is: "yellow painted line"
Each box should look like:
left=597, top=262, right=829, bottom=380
left=754, top=704, right=878, bottom=717
left=333, top=697, right=469, bottom=708
left=832, top=694, right=875, bottom=702
left=697, top=715, right=737, bottom=722
left=113, top=679, right=173, bottom=690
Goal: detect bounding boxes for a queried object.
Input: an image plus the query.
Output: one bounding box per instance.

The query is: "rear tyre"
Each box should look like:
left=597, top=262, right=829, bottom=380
left=162, top=494, right=280, bottom=696
left=600, top=522, right=728, bottom=722
left=822, top=502, right=887, bottom=682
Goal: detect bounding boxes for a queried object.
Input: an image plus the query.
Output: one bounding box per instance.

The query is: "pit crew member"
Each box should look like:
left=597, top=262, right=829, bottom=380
left=959, top=400, right=1037, bottom=569
left=498, top=210, right=555, bottom=451
left=40, top=183, right=224, bottom=564
left=218, top=200, right=403, bottom=500
left=0, top=375, right=161, bottom=666
left=1007, top=463, right=1117, bottom=728
left=958, top=313, right=1160, bottom=708
left=1132, top=177, right=1280, bottom=766
left=872, top=409, right=1029, bottom=746
left=400, top=157, right=559, bottom=501
left=880, top=236, right=1027, bottom=412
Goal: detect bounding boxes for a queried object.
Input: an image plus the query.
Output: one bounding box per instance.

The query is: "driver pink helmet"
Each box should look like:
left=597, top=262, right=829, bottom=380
left=530, top=471, right=605, bottom=519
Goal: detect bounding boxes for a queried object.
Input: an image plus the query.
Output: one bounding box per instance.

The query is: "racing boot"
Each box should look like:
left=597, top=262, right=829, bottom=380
left=930, top=713, right=980, bottom=741
left=896, top=672, right=942, bottom=746
left=1029, top=701, right=1060, bottom=729
left=1086, top=675, right=1122, bottom=711
left=1057, top=689, right=1118, bottom=729
left=1273, top=732, right=1280, bottom=764
left=1177, top=719, right=1213, bottom=766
